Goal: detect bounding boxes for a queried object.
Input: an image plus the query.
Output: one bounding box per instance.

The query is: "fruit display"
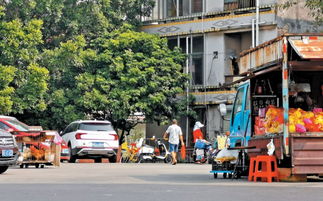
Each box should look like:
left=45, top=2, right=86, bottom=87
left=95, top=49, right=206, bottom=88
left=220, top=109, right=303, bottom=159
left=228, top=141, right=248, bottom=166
left=264, top=106, right=284, bottom=134
left=263, top=105, right=323, bottom=134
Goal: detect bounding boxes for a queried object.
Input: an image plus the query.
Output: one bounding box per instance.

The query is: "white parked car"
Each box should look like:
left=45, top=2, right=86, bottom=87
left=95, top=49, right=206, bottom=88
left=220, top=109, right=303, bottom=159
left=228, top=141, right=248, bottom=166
left=60, top=120, right=119, bottom=163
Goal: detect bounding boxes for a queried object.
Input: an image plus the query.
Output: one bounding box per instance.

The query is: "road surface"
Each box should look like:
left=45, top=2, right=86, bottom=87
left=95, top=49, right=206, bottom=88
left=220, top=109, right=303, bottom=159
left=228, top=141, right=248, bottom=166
left=0, top=163, right=323, bottom=201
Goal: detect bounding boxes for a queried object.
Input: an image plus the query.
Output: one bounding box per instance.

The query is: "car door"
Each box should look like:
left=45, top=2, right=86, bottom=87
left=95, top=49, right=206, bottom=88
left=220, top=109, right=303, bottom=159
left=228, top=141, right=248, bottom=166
left=62, top=123, right=77, bottom=145
left=61, top=124, right=71, bottom=144
left=65, top=123, right=79, bottom=148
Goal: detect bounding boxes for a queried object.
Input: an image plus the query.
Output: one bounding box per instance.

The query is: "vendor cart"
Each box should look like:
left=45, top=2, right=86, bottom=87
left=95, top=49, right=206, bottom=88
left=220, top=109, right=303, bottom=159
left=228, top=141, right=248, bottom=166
left=13, top=131, right=61, bottom=168
left=210, top=160, right=236, bottom=179
left=210, top=146, right=253, bottom=179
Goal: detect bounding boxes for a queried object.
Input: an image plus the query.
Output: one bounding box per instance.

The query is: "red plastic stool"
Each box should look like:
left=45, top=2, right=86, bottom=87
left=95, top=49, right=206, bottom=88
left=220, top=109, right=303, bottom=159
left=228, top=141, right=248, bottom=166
left=248, top=157, right=256, bottom=181
left=253, top=155, right=279, bottom=182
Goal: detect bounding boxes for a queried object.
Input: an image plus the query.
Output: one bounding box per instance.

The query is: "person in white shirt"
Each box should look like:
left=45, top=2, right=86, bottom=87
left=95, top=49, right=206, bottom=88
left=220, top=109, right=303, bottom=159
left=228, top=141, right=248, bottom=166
left=163, top=119, right=185, bottom=165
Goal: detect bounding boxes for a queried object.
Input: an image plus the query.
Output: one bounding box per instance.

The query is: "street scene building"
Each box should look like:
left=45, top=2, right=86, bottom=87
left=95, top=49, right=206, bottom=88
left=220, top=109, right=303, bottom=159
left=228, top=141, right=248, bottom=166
left=142, top=0, right=323, bottom=146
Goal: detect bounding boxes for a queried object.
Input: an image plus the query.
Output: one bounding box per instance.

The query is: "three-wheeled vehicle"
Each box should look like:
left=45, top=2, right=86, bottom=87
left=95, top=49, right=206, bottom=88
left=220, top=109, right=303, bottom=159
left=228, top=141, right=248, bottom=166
left=212, top=34, right=323, bottom=180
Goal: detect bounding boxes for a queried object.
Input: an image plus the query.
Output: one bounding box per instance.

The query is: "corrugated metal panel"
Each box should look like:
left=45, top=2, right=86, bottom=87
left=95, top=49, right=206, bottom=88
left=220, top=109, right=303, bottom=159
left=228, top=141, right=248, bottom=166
left=291, top=134, right=323, bottom=174
left=238, top=34, right=323, bottom=74
left=289, top=36, right=323, bottom=59
left=239, top=38, right=283, bottom=74
left=188, top=91, right=237, bottom=105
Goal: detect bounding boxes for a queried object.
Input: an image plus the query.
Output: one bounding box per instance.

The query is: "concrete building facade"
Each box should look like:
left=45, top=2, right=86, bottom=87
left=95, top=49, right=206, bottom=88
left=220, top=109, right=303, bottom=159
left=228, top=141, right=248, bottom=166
left=142, top=0, right=323, bottom=147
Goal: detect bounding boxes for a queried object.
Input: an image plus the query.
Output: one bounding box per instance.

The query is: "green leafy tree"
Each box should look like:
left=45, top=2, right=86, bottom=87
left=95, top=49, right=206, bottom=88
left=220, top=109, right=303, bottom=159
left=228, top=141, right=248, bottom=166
left=37, top=32, right=188, bottom=142
left=81, top=31, right=188, bottom=141
left=0, top=7, right=49, bottom=115
left=0, top=0, right=154, bottom=48
left=0, top=1, right=190, bottom=141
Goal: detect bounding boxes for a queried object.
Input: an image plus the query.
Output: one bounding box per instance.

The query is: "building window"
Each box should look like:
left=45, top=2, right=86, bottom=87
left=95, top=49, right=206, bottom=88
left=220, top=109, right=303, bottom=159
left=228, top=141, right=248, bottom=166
left=166, top=0, right=177, bottom=17
left=191, top=36, right=204, bottom=85
left=167, top=38, right=178, bottom=50
left=165, top=0, right=204, bottom=18
left=179, top=37, right=190, bottom=53
left=167, top=35, right=204, bottom=86
left=179, top=0, right=190, bottom=16
left=191, top=0, right=203, bottom=13
left=191, top=54, right=203, bottom=85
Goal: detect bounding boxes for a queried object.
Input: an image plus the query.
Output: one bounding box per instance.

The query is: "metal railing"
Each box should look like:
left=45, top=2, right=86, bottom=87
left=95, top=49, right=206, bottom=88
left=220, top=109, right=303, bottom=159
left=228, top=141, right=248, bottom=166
left=224, top=0, right=256, bottom=11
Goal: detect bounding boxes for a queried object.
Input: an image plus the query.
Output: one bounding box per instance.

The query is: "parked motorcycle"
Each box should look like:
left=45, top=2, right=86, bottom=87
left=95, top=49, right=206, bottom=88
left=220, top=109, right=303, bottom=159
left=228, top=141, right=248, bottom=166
left=137, top=138, right=155, bottom=162
left=193, top=139, right=213, bottom=164
left=138, top=137, right=172, bottom=163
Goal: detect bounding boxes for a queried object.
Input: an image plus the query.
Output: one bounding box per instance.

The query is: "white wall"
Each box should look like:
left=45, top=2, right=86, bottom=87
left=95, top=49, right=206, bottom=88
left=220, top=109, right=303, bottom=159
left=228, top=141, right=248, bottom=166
left=204, top=32, right=225, bottom=86
left=259, top=28, right=278, bottom=44
left=207, top=105, right=222, bottom=140
left=205, top=0, right=224, bottom=13
left=259, top=0, right=277, bottom=6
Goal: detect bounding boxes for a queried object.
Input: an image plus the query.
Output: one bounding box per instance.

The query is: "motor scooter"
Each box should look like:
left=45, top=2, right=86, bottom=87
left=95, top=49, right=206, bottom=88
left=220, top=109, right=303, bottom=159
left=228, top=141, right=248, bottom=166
left=138, top=137, right=172, bottom=163
left=152, top=138, right=172, bottom=163
left=136, top=138, right=155, bottom=163
left=193, top=139, right=213, bottom=164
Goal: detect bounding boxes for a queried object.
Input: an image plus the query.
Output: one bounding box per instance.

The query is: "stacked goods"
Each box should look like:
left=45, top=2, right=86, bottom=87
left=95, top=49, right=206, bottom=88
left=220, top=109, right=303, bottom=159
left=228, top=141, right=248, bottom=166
left=263, top=106, right=323, bottom=134
left=215, top=148, right=239, bottom=163
left=30, top=145, right=45, bottom=160
left=254, top=116, right=266, bottom=135
left=264, top=106, right=284, bottom=134
left=289, top=108, right=323, bottom=133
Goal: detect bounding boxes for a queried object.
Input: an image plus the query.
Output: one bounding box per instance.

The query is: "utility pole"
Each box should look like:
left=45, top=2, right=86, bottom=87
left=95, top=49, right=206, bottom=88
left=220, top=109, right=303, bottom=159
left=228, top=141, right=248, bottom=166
left=185, top=36, right=189, bottom=146
left=252, top=19, right=255, bottom=48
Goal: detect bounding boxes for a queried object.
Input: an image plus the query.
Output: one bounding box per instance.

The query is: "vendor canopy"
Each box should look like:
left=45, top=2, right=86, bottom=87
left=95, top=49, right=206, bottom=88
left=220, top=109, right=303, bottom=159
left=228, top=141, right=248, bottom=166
left=289, top=36, right=323, bottom=59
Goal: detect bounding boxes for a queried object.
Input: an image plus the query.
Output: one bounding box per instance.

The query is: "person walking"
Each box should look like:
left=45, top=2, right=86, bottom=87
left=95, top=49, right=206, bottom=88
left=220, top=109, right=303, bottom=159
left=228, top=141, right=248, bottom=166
left=163, top=119, right=185, bottom=165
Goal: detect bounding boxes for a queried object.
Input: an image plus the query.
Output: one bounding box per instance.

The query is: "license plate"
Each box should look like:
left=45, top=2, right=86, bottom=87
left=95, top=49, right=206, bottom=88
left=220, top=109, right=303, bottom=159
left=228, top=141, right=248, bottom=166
left=62, top=149, right=69, bottom=154
left=92, top=142, right=104, bottom=147
left=2, top=150, right=13, bottom=157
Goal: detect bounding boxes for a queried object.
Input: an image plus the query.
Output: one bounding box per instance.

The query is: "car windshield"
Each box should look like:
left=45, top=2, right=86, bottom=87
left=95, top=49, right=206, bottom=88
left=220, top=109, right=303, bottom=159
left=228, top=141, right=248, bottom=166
left=79, top=123, right=114, bottom=132
left=4, top=119, right=29, bottom=131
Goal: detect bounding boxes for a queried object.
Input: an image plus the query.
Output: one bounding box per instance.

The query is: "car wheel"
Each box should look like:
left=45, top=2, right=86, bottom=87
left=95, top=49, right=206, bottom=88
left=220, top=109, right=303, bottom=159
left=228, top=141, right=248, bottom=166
left=68, top=145, right=77, bottom=163
left=0, top=166, right=9, bottom=174
left=108, top=155, right=117, bottom=163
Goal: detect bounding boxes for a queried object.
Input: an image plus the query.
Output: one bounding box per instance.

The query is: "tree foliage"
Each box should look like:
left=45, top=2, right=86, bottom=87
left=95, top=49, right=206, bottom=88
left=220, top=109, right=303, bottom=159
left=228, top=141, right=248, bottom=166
left=0, top=1, right=190, bottom=141
left=38, top=32, right=187, bottom=138
left=281, top=0, right=323, bottom=24
left=0, top=7, right=49, bottom=115
left=0, top=0, right=154, bottom=47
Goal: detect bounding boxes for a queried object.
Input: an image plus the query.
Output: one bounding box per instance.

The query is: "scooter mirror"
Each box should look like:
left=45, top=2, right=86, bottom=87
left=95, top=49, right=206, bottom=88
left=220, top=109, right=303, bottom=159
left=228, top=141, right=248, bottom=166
left=219, top=103, right=227, bottom=116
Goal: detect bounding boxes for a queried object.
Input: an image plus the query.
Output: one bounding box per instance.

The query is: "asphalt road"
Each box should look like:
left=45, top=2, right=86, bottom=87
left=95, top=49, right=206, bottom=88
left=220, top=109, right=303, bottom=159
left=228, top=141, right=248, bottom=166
left=1, top=163, right=323, bottom=201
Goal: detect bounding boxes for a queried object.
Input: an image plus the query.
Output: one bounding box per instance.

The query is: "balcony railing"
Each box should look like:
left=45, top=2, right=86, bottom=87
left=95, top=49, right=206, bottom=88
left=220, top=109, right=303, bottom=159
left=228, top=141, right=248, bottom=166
left=224, top=0, right=256, bottom=11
